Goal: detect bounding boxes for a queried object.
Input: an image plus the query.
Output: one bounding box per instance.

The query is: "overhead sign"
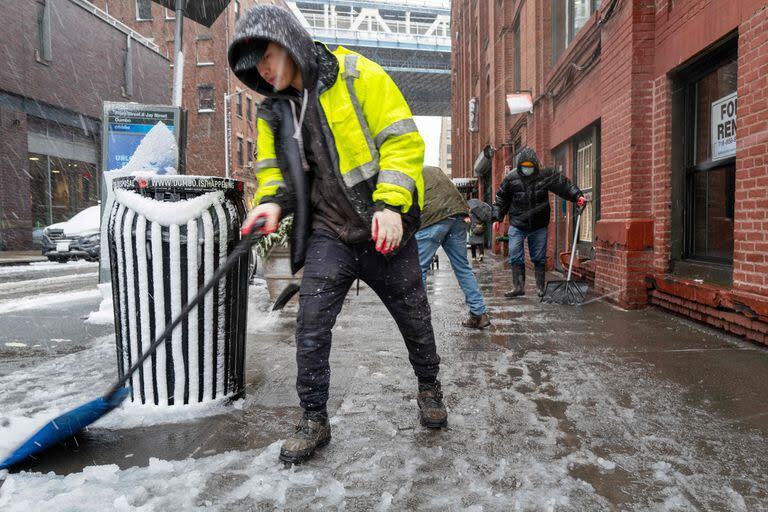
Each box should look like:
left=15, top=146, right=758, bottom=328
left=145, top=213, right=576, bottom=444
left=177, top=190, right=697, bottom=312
left=506, top=92, right=533, bottom=115
left=105, top=105, right=179, bottom=171
left=711, top=92, right=737, bottom=161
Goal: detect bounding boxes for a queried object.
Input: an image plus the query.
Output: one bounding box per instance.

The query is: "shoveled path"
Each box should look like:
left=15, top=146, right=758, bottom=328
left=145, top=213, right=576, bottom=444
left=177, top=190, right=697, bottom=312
left=1, top=252, right=767, bottom=510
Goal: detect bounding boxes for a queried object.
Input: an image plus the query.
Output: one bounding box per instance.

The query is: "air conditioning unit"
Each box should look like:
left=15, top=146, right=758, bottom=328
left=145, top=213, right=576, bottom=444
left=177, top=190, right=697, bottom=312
left=245, top=162, right=254, bottom=169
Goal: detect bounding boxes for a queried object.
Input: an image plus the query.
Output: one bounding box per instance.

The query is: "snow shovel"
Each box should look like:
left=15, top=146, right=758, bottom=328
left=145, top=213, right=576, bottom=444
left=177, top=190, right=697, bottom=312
left=0, top=219, right=267, bottom=471
left=541, top=207, right=589, bottom=306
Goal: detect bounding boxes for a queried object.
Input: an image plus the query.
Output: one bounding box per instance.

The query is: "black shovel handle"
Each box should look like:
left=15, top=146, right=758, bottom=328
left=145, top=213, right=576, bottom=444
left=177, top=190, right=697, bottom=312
left=104, top=219, right=266, bottom=399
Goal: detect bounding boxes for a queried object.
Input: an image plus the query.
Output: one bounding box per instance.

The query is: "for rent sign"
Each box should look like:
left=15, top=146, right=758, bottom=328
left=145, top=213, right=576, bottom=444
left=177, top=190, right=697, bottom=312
left=711, top=92, right=737, bottom=160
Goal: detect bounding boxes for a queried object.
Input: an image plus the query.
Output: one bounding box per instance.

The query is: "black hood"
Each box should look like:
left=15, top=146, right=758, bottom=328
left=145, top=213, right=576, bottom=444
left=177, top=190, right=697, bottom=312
left=228, top=5, right=318, bottom=96
left=515, top=147, right=541, bottom=171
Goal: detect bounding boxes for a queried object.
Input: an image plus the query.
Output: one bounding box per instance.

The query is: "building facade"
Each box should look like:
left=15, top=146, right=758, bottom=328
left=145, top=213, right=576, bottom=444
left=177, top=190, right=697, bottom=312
left=451, top=0, right=768, bottom=345
left=92, top=0, right=286, bottom=204
left=0, top=0, right=170, bottom=251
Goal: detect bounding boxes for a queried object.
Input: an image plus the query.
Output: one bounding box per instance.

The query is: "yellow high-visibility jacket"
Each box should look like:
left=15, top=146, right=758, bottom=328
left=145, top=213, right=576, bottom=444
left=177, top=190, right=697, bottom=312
left=254, top=46, right=425, bottom=220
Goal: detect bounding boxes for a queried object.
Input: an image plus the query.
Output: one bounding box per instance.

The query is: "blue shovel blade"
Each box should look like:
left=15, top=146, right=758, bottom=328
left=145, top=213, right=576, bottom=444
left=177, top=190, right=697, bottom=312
left=0, top=387, right=130, bottom=471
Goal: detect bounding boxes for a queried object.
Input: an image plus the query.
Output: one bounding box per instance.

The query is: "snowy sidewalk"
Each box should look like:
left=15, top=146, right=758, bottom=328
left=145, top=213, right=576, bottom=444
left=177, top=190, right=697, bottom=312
left=1, top=253, right=767, bottom=510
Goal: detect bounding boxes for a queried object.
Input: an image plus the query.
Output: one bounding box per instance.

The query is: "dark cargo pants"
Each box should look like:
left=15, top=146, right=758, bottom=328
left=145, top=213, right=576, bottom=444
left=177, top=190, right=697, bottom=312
left=295, top=229, right=441, bottom=410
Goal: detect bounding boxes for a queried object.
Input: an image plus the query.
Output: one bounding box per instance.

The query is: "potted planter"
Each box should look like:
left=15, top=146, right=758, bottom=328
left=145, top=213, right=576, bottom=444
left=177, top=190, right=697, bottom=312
left=256, top=216, right=303, bottom=302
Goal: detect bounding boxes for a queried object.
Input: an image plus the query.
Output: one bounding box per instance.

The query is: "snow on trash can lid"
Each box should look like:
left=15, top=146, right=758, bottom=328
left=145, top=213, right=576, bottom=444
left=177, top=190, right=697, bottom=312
left=113, top=188, right=225, bottom=227
left=112, top=175, right=243, bottom=227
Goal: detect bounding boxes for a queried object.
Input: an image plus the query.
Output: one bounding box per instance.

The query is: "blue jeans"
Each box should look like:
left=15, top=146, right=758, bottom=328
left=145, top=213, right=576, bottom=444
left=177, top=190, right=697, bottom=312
left=508, top=226, right=547, bottom=266
left=416, top=216, right=488, bottom=316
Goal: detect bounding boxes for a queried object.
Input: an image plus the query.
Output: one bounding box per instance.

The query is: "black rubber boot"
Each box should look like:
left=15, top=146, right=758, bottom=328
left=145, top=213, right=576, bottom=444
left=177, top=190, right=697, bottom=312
left=535, top=264, right=546, bottom=297
left=279, top=410, right=331, bottom=464
left=417, top=380, right=448, bottom=428
left=504, top=265, right=526, bottom=298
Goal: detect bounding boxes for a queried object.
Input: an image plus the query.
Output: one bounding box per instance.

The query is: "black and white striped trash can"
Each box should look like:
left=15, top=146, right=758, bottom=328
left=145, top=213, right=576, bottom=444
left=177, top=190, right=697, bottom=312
left=108, top=175, right=249, bottom=406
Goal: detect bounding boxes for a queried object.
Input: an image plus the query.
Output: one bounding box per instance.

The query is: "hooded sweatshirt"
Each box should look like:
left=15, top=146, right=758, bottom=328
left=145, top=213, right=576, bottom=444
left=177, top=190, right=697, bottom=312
left=228, top=5, right=369, bottom=243
left=492, top=147, right=582, bottom=231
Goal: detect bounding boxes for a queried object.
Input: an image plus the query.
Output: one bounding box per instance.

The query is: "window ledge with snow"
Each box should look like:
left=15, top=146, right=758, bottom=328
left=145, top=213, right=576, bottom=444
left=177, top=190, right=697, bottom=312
left=198, top=109, right=215, bottom=113
left=197, top=62, right=214, bottom=67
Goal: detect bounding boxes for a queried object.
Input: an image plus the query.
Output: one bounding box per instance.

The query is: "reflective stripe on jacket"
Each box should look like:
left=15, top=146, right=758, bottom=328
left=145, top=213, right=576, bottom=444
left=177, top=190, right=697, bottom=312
left=254, top=46, right=425, bottom=216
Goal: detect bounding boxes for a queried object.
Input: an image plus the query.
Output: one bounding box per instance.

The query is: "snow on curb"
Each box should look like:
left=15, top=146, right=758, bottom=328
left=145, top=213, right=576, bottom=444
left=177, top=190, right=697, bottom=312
left=0, top=288, right=101, bottom=314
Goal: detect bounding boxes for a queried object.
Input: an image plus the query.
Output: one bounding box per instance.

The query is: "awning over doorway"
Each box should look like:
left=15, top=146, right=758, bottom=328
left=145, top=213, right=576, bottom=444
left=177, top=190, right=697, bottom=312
left=451, top=177, right=478, bottom=191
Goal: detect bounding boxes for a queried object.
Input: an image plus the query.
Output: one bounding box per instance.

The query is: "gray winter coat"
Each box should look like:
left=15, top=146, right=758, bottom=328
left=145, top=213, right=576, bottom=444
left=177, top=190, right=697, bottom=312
left=467, top=199, right=491, bottom=245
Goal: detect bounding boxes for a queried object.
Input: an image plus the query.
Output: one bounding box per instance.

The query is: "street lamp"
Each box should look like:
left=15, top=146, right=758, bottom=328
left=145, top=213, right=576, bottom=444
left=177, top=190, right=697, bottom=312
left=224, top=89, right=246, bottom=179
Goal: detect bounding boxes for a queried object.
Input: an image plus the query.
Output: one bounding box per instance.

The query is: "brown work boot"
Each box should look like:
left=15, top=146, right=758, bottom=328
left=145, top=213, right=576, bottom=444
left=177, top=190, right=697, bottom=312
left=417, top=380, right=448, bottom=428
left=462, top=312, right=491, bottom=329
left=279, top=410, right=331, bottom=464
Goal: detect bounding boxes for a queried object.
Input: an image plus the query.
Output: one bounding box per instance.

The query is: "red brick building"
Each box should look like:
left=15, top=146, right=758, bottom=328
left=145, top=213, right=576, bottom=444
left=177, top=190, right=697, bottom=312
left=452, top=0, right=768, bottom=345
left=0, top=0, right=170, bottom=250
left=91, top=0, right=285, bottom=202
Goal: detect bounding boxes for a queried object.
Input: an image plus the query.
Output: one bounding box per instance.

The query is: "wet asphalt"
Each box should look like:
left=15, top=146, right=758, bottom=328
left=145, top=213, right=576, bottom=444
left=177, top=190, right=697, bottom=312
left=2, top=253, right=767, bottom=509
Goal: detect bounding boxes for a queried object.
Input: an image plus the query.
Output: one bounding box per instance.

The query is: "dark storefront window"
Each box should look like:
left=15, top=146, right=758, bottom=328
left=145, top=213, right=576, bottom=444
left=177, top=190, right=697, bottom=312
left=28, top=153, right=98, bottom=227
left=552, top=0, right=601, bottom=63
left=685, top=57, right=737, bottom=263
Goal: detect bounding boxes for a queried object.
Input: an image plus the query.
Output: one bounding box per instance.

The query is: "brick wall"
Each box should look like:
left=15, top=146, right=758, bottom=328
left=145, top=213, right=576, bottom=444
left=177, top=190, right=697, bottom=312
left=651, top=76, right=673, bottom=275
left=593, top=0, right=656, bottom=308
left=451, top=0, right=768, bottom=343
left=0, top=0, right=169, bottom=250
left=0, top=0, right=169, bottom=118
left=0, top=108, right=30, bottom=250
left=733, top=4, right=768, bottom=294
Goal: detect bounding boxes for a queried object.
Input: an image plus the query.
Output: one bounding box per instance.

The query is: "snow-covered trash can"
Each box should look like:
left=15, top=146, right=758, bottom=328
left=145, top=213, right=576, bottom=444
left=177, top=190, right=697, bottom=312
left=108, top=175, right=249, bottom=406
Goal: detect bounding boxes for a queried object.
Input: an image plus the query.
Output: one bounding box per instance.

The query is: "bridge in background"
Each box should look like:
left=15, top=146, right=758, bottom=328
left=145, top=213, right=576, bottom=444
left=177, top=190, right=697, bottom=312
left=286, top=0, right=451, bottom=116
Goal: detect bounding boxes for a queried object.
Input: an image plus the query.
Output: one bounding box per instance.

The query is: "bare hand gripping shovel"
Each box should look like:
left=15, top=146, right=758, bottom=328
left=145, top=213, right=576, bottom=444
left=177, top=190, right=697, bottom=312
left=0, top=220, right=267, bottom=471
left=540, top=206, right=590, bottom=306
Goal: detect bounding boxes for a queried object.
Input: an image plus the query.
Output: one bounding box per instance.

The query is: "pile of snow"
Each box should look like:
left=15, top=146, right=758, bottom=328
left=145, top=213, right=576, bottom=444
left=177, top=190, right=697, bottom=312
left=0, top=442, right=347, bottom=511
left=113, top=122, right=178, bottom=176
left=85, top=283, right=114, bottom=325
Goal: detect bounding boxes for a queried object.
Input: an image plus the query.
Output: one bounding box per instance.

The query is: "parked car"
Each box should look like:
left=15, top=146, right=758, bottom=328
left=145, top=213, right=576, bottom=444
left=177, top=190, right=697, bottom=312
left=41, top=205, right=101, bottom=262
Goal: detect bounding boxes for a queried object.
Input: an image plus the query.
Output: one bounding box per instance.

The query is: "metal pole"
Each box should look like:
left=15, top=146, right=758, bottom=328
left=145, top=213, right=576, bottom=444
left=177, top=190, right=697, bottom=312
left=566, top=210, right=582, bottom=282
left=224, top=93, right=230, bottom=178
left=172, top=0, right=186, bottom=107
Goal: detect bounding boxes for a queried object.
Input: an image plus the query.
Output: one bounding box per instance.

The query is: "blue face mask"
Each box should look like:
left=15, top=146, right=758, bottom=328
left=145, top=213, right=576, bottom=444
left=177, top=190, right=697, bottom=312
left=520, top=165, right=535, bottom=177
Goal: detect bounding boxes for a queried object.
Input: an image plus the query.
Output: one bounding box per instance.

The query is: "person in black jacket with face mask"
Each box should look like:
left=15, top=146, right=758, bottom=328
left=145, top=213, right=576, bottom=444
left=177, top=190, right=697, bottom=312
left=492, top=147, right=586, bottom=298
